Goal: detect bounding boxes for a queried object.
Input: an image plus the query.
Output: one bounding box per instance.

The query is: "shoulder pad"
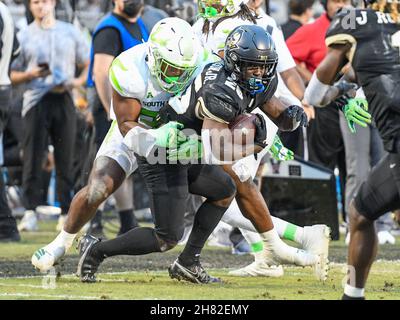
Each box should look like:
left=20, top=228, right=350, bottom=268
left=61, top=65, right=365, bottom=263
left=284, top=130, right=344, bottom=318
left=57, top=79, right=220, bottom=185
left=326, top=8, right=368, bottom=47
left=199, top=83, right=240, bottom=124
left=109, top=50, right=146, bottom=100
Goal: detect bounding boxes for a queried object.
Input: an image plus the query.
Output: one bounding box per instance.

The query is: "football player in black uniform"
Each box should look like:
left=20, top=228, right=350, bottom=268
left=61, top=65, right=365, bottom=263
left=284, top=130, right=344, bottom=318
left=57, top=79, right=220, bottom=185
left=78, top=24, right=320, bottom=285
left=164, top=24, right=322, bottom=283
left=304, top=0, right=400, bottom=299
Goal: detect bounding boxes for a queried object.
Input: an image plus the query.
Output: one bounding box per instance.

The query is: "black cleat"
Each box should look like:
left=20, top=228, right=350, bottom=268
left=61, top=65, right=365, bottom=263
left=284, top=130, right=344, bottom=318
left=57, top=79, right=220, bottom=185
left=168, top=259, right=222, bottom=284
left=76, top=234, right=103, bottom=283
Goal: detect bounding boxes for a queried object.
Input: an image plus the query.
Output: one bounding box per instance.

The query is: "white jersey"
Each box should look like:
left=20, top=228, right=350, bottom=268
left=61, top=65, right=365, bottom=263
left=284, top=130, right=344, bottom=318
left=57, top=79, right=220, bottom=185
left=193, top=11, right=296, bottom=74
left=109, top=43, right=172, bottom=128
left=109, top=42, right=214, bottom=128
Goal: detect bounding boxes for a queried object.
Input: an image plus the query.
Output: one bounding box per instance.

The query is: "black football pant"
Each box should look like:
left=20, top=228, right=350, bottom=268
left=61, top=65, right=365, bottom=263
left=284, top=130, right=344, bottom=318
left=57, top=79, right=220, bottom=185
left=91, top=157, right=236, bottom=259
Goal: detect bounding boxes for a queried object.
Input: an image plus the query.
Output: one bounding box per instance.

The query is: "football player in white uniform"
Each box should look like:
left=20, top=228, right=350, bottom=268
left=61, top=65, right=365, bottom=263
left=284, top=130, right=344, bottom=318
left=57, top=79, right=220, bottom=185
left=31, top=18, right=213, bottom=276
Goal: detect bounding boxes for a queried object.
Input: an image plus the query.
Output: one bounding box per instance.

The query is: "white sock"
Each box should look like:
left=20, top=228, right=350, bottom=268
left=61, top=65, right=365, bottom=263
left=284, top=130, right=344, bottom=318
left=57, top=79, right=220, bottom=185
left=239, top=228, right=263, bottom=253
left=221, top=199, right=306, bottom=245
left=48, top=229, right=77, bottom=252
left=344, top=284, right=365, bottom=298
left=272, top=217, right=304, bottom=244
left=260, top=229, right=316, bottom=266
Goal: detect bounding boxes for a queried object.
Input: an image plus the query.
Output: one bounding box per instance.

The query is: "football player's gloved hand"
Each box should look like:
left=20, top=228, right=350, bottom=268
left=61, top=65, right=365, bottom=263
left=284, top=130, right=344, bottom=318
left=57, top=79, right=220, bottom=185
left=285, top=105, right=309, bottom=128
left=253, top=114, right=268, bottom=148
left=335, top=80, right=358, bottom=97
left=167, top=135, right=203, bottom=161
left=332, top=93, right=351, bottom=110
left=269, top=135, right=294, bottom=161
left=342, top=98, right=372, bottom=133
left=148, top=121, right=187, bottom=148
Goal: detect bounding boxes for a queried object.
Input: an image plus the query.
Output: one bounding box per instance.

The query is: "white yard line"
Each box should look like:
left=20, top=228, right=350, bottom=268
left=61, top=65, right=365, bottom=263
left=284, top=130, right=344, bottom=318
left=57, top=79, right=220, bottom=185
left=0, top=292, right=101, bottom=300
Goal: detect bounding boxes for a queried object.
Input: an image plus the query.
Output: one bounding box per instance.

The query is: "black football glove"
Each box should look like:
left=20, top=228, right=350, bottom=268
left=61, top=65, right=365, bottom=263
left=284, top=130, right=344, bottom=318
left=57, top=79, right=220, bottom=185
left=285, top=105, right=308, bottom=128
left=335, top=80, right=358, bottom=97
left=253, top=114, right=268, bottom=148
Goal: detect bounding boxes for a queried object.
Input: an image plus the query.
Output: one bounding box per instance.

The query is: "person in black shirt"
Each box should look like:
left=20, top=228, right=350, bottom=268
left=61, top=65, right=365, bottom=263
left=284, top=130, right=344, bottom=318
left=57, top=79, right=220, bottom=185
left=281, top=0, right=315, bottom=40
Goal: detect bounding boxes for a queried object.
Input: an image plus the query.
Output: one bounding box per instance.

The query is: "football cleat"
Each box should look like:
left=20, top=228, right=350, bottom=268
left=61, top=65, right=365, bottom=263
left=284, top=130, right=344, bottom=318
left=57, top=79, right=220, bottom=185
left=32, top=245, right=65, bottom=272
left=228, top=260, right=284, bottom=277
left=301, top=225, right=331, bottom=281
left=76, top=234, right=103, bottom=283
left=168, top=259, right=222, bottom=284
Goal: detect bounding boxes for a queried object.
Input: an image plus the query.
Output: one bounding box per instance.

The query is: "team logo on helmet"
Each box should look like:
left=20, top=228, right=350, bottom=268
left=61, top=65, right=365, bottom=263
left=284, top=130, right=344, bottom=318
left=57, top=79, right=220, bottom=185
left=227, top=31, right=242, bottom=49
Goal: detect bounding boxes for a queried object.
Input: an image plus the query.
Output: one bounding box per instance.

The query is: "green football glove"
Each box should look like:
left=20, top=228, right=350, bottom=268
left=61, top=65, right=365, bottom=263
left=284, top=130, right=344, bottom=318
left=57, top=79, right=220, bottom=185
left=269, top=135, right=294, bottom=161
left=342, top=98, right=372, bottom=133
left=167, top=136, right=203, bottom=161
left=148, top=122, right=187, bottom=148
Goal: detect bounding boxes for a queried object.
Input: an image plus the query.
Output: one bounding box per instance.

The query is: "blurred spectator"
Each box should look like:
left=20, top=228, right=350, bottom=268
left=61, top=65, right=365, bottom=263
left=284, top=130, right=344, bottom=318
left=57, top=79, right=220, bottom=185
left=0, top=0, right=21, bottom=241
left=281, top=0, right=314, bottom=40
left=86, top=0, right=148, bottom=237
left=141, top=2, right=168, bottom=31
left=10, top=0, right=89, bottom=231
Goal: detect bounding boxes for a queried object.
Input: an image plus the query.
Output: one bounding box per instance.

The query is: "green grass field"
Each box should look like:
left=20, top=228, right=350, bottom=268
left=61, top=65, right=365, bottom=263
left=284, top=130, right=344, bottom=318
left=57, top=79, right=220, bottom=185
left=0, top=221, right=399, bottom=300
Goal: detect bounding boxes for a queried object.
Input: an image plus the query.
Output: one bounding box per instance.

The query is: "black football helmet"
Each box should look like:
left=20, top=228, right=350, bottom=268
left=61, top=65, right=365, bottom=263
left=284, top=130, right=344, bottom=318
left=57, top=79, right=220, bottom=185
left=224, top=25, right=278, bottom=96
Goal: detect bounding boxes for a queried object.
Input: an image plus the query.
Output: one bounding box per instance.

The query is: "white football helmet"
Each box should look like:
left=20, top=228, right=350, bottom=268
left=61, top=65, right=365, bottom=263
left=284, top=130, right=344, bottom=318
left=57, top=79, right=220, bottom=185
left=198, top=0, right=250, bottom=20
left=147, top=18, right=202, bottom=94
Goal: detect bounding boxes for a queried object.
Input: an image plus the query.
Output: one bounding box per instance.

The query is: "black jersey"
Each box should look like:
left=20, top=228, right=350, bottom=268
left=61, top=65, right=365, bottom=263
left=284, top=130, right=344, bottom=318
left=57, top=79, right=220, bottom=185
left=326, top=8, right=400, bottom=79
left=326, top=8, right=400, bottom=152
left=160, top=61, right=278, bottom=135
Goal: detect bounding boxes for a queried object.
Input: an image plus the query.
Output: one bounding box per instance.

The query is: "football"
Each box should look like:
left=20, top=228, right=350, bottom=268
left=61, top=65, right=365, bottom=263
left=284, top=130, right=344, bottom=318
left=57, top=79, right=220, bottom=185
left=228, top=113, right=257, bottom=145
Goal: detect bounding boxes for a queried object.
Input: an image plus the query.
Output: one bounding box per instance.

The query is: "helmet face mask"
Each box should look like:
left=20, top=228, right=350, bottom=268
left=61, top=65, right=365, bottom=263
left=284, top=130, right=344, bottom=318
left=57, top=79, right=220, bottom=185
left=224, top=25, right=278, bottom=96
left=152, top=49, right=197, bottom=94
left=147, top=18, right=201, bottom=95
left=233, top=59, right=277, bottom=95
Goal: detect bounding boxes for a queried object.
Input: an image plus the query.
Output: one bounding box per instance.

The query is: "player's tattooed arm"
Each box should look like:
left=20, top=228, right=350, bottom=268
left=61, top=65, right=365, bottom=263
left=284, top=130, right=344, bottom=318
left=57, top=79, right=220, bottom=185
left=260, top=96, right=308, bottom=131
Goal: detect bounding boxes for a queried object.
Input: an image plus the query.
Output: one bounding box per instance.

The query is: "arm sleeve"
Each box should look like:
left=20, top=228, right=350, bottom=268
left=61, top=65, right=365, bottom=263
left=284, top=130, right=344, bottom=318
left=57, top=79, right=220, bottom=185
left=285, top=26, right=311, bottom=65
left=93, top=28, right=122, bottom=57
